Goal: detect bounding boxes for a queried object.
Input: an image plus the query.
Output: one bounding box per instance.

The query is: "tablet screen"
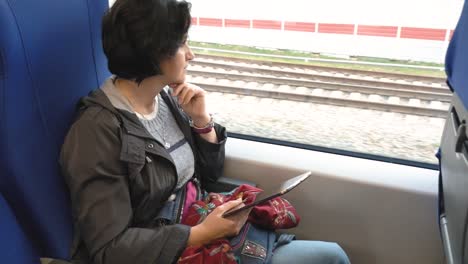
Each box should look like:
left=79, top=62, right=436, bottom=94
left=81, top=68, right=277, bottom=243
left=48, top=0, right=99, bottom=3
left=222, top=171, right=311, bottom=218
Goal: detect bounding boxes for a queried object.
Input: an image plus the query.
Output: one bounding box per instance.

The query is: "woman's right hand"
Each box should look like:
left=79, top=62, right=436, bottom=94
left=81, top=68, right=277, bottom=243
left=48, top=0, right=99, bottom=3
left=187, top=198, right=251, bottom=246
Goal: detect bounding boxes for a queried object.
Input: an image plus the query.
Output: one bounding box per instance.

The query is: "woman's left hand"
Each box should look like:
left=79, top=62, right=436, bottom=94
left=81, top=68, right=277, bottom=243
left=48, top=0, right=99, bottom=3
left=169, top=82, right=209, bottom=125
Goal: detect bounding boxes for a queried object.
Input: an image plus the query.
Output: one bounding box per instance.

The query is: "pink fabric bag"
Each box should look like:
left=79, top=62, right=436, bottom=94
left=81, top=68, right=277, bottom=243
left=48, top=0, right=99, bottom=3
left=178, top=184, right=300, bottom=263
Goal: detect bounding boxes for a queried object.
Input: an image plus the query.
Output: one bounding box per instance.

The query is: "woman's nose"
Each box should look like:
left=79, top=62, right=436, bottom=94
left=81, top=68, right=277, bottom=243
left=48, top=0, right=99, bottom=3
left=186, top=45, right=195, bottom=61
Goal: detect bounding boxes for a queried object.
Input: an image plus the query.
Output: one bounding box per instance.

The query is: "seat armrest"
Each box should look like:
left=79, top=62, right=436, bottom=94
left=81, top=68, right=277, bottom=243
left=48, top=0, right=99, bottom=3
left=204, top=176, right=257, bottom=193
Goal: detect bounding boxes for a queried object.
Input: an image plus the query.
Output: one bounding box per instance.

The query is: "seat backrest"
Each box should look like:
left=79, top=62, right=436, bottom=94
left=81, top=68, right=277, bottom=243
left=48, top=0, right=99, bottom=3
left=439, top=1, right=468, bottom=264
left=0, top=0, right=110, bottom=259
left=0, top=192, right=38, bottom=264
left=445, top=1, right=468, bottom=110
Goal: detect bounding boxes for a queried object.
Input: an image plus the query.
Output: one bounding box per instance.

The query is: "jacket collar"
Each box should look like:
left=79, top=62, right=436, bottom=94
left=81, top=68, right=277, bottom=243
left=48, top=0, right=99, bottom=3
left=78, top=85, right=196, bottom=164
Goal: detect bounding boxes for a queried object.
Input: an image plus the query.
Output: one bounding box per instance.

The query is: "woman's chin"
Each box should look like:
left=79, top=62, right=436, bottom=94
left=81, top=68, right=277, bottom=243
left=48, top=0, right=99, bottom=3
left=177, top=76, right=186, bottom=84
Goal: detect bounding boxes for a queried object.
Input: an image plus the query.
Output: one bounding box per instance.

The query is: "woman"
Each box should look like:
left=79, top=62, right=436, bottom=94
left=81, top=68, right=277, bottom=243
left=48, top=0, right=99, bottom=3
left=60, top=0, right=351, bottom=263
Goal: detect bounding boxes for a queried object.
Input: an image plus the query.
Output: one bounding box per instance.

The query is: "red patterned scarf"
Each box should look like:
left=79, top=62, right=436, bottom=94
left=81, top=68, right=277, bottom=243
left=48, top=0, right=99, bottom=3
left=178, top=184, right=300, bottom=263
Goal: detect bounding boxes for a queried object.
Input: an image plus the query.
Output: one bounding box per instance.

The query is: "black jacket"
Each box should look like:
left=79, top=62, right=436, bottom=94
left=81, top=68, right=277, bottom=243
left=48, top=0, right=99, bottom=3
left=60, top=88, right=227, bottom=264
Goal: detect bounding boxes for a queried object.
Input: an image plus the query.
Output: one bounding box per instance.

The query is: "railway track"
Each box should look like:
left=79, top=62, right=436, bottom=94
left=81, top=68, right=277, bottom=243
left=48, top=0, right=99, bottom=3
left=195, top=54, right=447, bottom=87
left=187, top=55, right=450, bottom=118
left=188, top=69, right=451, bottom=102
left=190, top=58, right=448, bottom=93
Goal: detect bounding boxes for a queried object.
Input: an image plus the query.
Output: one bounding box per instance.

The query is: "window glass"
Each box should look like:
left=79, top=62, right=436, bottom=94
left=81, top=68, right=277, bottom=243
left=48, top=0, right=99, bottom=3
left=185, top=0, right=465, bottom=165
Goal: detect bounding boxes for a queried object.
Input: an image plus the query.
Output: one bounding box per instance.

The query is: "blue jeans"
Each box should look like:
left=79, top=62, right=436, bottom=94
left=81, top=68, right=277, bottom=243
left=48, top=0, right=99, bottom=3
left=271, top=240, right=350, bottom=264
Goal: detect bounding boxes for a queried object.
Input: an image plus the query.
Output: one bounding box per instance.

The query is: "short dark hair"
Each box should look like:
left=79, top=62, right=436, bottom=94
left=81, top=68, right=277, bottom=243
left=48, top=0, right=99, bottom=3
left=102, top=0, right=191, bottom=81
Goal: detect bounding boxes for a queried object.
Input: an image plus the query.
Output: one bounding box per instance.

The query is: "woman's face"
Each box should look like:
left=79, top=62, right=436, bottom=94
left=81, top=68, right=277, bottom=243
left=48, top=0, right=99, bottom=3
left=160, top=37, right=194, bottom=85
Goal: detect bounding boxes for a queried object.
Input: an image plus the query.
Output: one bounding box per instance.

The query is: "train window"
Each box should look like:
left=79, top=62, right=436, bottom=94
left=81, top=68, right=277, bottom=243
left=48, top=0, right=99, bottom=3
left=109, top=0, right=464, bottom=167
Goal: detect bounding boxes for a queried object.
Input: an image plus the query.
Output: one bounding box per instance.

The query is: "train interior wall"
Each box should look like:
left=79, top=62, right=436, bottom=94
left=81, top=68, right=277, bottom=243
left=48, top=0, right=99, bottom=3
left=224, top=138, right=443, bottom=264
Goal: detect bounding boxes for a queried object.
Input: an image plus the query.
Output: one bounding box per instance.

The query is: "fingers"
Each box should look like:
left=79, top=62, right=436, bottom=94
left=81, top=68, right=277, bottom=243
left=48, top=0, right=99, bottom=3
left=218, top=198, right=243, bottom=212
left=170, top=83, right=203, bottom=105
left=180, top=86, right=193, bottom=105
left=170, top=83, right=184, bottom=96
left=231, top=201, right=246, bottom=211
left=199, top=198, right=252, bottom=239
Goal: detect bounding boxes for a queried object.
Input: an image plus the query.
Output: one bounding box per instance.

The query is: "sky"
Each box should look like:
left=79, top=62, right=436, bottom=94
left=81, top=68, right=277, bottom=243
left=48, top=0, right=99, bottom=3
left=107, top=0, right=464, bottom=28
left=188, top=0, right=464, bottom=28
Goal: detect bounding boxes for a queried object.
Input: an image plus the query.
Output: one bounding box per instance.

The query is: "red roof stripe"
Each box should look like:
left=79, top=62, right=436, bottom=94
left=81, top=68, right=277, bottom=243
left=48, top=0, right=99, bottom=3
left=225, top=19, right=250, bottom=28
left=318, top=23, right=354, bottom=34
left=193, top=17, right=450, bottom=41
left=357, top=25, right=397, bottom=37
left=252, top=19, right=282, bottom=30
left=400, top=27, right=446, bottom=41
left=284, top=22, right=316, bottom=32
left=199, top=18, right=223, bottom=27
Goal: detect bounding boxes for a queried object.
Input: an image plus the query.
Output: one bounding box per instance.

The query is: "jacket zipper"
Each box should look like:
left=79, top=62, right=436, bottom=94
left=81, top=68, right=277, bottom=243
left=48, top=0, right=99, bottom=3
left=174, top=184, right=187, bottom=223
left=193, top=176, right=203, bottom=201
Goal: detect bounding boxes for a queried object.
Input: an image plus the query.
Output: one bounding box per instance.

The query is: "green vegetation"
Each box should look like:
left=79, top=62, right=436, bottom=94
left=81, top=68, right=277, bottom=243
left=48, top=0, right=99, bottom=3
left=189, top=41, right=446, bottom=78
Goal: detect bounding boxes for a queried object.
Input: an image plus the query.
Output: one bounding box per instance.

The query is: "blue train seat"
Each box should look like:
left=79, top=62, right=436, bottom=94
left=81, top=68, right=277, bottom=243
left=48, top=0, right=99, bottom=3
left=439, top=1, right=468, bottom=264
left=0, top=192, right=39, bottom=264
left=0, top=0, right=110, bottom=261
